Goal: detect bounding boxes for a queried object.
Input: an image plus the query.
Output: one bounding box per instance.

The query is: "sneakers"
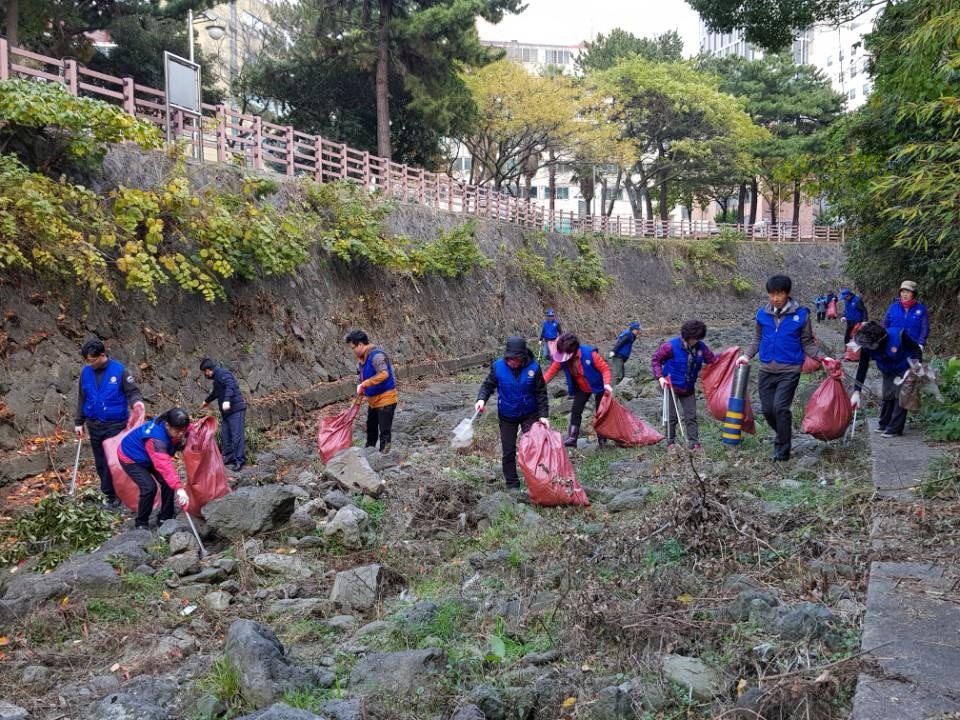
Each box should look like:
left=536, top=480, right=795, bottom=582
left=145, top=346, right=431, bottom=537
left=103, top=497, right=122, bottom=510
left=881, top=432, right=899, bottom=438
left=874, top=426, right=887, bottom=434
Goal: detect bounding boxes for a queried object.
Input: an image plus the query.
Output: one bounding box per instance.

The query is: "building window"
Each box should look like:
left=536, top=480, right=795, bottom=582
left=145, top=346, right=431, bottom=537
left=555, top=187, right=570, bottom=200
left=520, top=47, right=537, bottom=63
left=528, top=186, right=539, bottom=199
left=848, top=88, right=856, bottom=99
left=863, top=83, right=872, bottom=95
left=544, top=49, right=572, bottom=65
left=452, top=157, right=472, bottom=173
left=850, top=64, right=858, bottom=78
left=826, top=54, right=833, bottom=66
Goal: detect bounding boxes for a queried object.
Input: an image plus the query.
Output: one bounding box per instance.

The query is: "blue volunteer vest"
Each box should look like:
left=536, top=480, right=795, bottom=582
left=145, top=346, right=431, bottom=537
left=360, top=348, right=396, bottom=397
left=843, top=295, right=866, bottom=323
left=885, top=301, right=928, bottom=345
left=613, top=329, right=636, bottom=359
left=120, top=418, right=177, bottom=466
left=665, top=337, right=705, bottom=391
left=869, top=329, right=914, bottom=376
left=81, top=358, right=129, bottom=423
left=563, top=345, right=606, bottom=396
left=757, top=306, right=810, bottom=366
left=542, top=320, right=560, bottom=340
left=494, top=358, right=539, bottom=418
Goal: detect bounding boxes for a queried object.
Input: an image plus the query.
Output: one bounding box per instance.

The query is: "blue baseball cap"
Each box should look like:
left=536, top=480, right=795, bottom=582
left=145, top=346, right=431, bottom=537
left=840, top=288, right=851, bottom=297
left=629, top=322, right=640, bottom=330
left=546, top=309, right=555, bottom=317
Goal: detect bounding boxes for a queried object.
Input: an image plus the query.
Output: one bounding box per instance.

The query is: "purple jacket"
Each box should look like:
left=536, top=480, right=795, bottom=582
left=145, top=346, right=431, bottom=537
left=651, top=340, right=718, bottom=396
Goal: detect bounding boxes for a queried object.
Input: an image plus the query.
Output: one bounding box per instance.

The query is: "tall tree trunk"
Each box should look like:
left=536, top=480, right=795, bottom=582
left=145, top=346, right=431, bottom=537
left=792, top=178, right=801, bottom=226
left=642, top=186, right=653, bottom=219
left=605, top=168, right=622, bottom=217
left=737, top=182, right=746, bottom=224
left=548, top=151, right=556, bottom=211
left=624, top=176, right=641, bottom=218
left=770, top=188, right=779, bottom=225
left=375, top=0, right=392, bottom=159
left=748, top=178, right=758, bottom=225
left=5, top=0, right=18, bottom=46
left=658, top=179, right=669, bottom=222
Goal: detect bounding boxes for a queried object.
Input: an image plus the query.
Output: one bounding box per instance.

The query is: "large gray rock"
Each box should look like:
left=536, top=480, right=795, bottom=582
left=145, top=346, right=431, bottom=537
left=451, top=705, right=486, bottom=720
left=322, top=489, right=354, bottom=510
left=324, top=448, right=384, bottom=497
left=318, top=699, right=362, bottom=720
left=224, top=620, right=332, bottom=709
left=168, top=532, right=196, bottom=555
left=590, top=679, right=667, bottom=719
left=267, top=598, right=333, bottom=617
left=202, top=487, right=298, bottom=539
left=348, top=648, right=446, bottom=694
left=606, top=488, right=651, bottom=513
left=330, top=564, right=381, bottom=612
left=252, top=553, right=313, bottom=580
left=165, top=550, right=200, bottom=577
left=0, top=701, right=28, bottom=720
left=766, top=602, right=834, bottom=640
left=660, top=654, right=723, bottom=701
left=235, top=704, right=325, bottom=720
left=83, top=676, right=179, bottom=720
left=324, top=505, right=369, bottom=550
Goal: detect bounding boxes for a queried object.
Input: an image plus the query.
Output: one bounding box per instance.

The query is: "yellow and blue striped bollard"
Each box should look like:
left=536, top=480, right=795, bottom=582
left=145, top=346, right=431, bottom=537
left=722, top=364, right=751, bottom=446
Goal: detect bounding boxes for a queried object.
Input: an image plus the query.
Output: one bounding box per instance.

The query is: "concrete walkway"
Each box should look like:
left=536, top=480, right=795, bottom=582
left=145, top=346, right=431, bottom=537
left=851, top=421, right=959, bottom=718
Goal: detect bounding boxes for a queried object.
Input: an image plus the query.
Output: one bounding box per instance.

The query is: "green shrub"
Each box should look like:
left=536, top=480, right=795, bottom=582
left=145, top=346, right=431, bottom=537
left=517, top=233, right=611, bottom=295
left=918, top=357, right=960, bottom=440
left=409, top=220, right=491, bottom=278
left=0, top=78, right=162, bottom=172
left=0, top=487, right=115, bottom=570
left=730, top=275, right=752, bottom=293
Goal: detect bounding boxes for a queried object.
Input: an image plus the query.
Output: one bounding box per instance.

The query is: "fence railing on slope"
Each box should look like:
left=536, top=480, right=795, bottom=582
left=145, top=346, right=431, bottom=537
left=0, top=39, right=843, bottom=244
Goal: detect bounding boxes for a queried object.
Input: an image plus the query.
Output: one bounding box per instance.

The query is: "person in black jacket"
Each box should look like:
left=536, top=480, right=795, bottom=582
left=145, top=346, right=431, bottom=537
left=475, top=337, right=550, bottom=491
left=200, top=358, right=247, bottom=471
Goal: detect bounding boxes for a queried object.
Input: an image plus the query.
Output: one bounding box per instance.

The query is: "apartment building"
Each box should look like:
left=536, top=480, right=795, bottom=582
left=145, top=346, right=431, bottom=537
left=479, top=39, right=583, bottom=76
left=192, top=0, right=273, bottom=92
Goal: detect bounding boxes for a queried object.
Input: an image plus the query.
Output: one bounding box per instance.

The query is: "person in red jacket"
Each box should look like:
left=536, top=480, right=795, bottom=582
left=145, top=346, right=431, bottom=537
left=543, top=332, right=613, bottom=447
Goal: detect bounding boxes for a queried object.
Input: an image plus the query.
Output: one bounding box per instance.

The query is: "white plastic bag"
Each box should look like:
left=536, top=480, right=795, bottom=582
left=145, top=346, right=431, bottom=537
left=451, top=410, right=480, bottom=449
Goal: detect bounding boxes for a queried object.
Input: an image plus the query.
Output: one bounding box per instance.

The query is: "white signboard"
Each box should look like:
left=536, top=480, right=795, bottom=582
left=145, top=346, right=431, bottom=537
left=164, top=51, right=201, bottom=114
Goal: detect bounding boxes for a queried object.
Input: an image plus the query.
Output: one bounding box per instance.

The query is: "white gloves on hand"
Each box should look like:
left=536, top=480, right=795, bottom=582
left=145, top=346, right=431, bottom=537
left=821, top=356, right=835, bottom=364
left=658, top=377, right=669, bottom=389
left=475, top=400, right=485, bottom=413
left=841, top=317, right=847, bottom=323
left=608, top=352, right=615, bottom=358
left=222, top=401, right=231, bottom=412
left=75, top=425, right=85, bottom=439
left=356, top=384, right=364, bottom=395
left=538, top=417, right=551, bottom=428
left=175, top=489, right=189, bottom=510
left=850, top=391, right=861, bottom=408
left=736, top=355, right=750, bottom=366
left=603, top=384, right=614, bottom=395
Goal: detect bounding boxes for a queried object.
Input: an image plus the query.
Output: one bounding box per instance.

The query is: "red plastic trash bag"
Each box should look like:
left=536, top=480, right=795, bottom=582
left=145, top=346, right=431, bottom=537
left=593, top=393, right=664, bottom=446
left=104, top=404, right=155, bottom=512
left=700, top=346, right=756, bottom=434
left=517, top=423, right=589, bottom=507
left=826, top=299, right=838, bottom=319
left=801, top=359, right=852, bottom=440
left=182, top=416, right=231, bottom=516
left=843, top=322, right=864, bottom=362
left=317, top=400, right=362, bottom=464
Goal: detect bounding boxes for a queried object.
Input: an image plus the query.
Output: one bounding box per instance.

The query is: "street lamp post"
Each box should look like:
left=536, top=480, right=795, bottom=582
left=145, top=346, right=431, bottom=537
left=187, top=9, right=226, bottom=64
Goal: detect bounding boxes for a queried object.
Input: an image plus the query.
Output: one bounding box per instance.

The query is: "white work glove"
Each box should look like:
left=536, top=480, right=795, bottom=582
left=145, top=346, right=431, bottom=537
left=201, top=401, right=209, bottom=409
left=75, top=425, right=85, bottom=440
left=658, top=377, right=670, bottom=389
left=538, top=417, right=551, bottom=428
left=841, top=317, right=847, bottom=323
left=736, top=355, right=750, bottom=366
left=175, top=488, right=189, bottom=510
left=850, top=391, right=861, bottom=408
left=475, top=400, right=485, bottom=414
left=603, top=384, right=614, bottom=395
left=222, top=401, right=231, bottom=412
left=356, top=384, right=364, bottom=395
left=821, top=356, right=835, bottom=365
left=608, top=352, right=615, bottom=358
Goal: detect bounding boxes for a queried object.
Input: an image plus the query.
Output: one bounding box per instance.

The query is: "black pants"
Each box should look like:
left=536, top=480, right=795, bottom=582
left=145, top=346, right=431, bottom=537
left=120, top=460, right=175, bottom=527
left=88, top=421, right=127, bottom=499
left=366, top=403, right=396, bottom=450
left=667, top=391, right=699, bottom=445
left=816, top=311, right=825, bottom=323
left=843, top=322, right=855, bottom=344
left=879, top=372, right=908, bottom=435
left=499, top=413, right=537, bottom=487
left=570, top=388, right=604, bottom=428
left=221, top=409, right=246, bottom=466
left=757, top=370, right=801, bottom=460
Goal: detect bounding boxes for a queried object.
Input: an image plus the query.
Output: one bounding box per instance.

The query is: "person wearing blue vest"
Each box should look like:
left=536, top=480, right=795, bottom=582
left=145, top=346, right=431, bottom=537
left=346, top=330, right=398, bottom=453
left=543, top=332, right=614, bottom=447
left=850, top=321, right=923, bottom=438
left=883, top=280, right=929, bottom=350
left=539, top=310, right=561, bottom=362
left=475, top=337, right=550, bottom=490
left=814, top=294, right=828, bottom=323
left=74, top=339, right=144, bottom=508
left=201, top=358, right=247, bottom=472
left=839, top=288, right=869, bottom=344
left=607, top=322, right=641, bottom=385
left=117, top=408, right=191, bottom=529
left=737, top=275, right=828, bottom=461
left=651, top=320, right=718, bottom=451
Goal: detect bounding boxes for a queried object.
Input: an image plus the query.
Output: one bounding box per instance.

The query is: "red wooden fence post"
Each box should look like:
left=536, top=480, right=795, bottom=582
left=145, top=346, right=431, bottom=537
left=252, top=116, right=263, bottom=170
left=122, top=77, right=136, bottom=114
left=314, top=137, right=323, bottom=182
left=216, top=105, right=228, bottom=163
left=0, top=38, right=9, bottom=81
left=362, top=151, right=370, bottom=188
left=63, top=59, right=78, bottom=94
left=285, top=126, right=295, bottom=176
left=340, top=143, right=348, bottom=180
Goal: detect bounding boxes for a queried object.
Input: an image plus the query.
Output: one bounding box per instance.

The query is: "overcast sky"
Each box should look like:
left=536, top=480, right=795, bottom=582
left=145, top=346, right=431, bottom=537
left=476, top=0, right=702, bottom=55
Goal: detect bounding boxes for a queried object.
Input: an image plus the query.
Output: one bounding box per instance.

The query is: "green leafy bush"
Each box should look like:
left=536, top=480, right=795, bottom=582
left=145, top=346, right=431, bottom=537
left=918, top=357, right=960, bottom=440
left=730, top=275, right=752, bottom=293
left=0, top=487, right=115, bottom=570
left=409, top=220, right=492, bottom=278
left=0, top=78, right=162, bottom=172
left=517, top=232, right=611, bottom=295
